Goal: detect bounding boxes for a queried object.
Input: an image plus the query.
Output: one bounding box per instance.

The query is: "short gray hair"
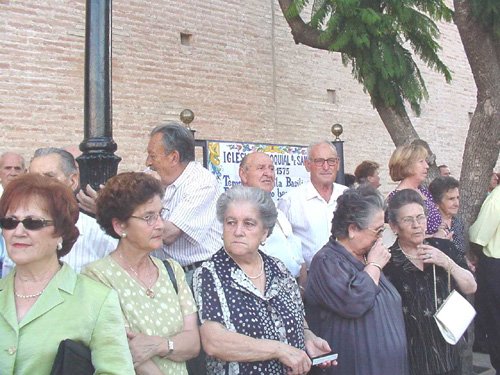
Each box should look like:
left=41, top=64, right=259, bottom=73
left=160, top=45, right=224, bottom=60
left=150, top=122, right=195, bottom=163
left=331, top=186, right=385, bottom=239
left=307, top=141, right=337, bottom=159
left=33, top=147, right=78, bottom=177
left=216, top=185, right=277, bottom=237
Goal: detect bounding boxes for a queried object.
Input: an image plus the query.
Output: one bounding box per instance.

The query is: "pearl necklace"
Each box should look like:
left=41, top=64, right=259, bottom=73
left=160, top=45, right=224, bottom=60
left=399, top=244, right=419, bottom=260
left=227, top=250, right=265, bottom=279
left=15, top=289, right=45, bottom=299
left=14, top=265, right=61, bottom=299
left=245, top=253, right=264, bottom=279
left=117, top=251, right=156, bottom=298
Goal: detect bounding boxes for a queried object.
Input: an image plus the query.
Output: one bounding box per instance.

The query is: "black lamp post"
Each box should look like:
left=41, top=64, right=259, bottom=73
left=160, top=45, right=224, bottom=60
left=77, top=0, right=121, bottom=190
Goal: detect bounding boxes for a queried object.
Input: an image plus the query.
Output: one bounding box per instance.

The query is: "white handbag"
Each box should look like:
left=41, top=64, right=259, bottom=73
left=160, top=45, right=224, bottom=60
left=432, top=265, right=476, bottom=345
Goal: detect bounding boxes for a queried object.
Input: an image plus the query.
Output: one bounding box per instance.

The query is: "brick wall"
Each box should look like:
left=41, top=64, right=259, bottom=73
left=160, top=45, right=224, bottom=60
left=0, top=0, right=495, bottom=193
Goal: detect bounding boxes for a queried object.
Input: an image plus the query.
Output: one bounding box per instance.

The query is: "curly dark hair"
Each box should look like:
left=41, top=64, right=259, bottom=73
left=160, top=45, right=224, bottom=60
left=429, top=176, right=459, bottom=204
left=354, top=160, right=380, bottom=184
left=0, top=173, right=80, bottom=257
left=331, top=186, right=385, bottom=240
left=96, top=172, right=165, bottom=239
left=386, top=189, right=426, bottom=224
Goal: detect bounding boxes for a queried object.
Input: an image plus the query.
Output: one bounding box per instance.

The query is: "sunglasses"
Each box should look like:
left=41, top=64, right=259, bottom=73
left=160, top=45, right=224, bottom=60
left=0, top=217, right=54, bottom=231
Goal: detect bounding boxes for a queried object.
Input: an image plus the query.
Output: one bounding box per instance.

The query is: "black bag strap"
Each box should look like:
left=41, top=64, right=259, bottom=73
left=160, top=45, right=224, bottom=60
left=163, top=260, right=178, bottom=294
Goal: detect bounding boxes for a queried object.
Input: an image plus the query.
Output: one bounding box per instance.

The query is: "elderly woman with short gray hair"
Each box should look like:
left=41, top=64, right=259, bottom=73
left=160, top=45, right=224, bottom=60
left=193, top=186, right=334, bottom=375
left=305, top=186, right=409, bottom=375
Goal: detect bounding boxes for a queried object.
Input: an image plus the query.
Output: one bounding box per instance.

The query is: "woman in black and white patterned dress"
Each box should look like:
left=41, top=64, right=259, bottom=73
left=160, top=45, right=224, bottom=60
left=193, top=186, right=334, bottom=375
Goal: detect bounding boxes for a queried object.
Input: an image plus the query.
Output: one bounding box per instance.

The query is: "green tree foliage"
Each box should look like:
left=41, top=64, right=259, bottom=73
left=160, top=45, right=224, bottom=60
left=287, top=0, right=453, bottom=115
left=470, top=0, right=500, bottom=38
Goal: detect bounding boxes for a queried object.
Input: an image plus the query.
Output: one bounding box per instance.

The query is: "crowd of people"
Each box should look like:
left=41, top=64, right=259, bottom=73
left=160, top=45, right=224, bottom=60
left=0, top=126, right=498, bottom=375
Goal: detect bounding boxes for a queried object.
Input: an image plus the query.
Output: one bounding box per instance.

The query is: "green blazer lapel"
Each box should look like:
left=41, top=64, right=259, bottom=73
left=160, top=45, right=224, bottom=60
left=0, top=273, right=19, bottom=333
left=19, top=264, right=77, bottom=329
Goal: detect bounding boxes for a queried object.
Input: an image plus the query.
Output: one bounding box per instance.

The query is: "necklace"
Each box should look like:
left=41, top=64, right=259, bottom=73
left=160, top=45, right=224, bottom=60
left=399, top=244, right=419, bottom=260
left=117, top=251, right=156, bottom=298
left=245, top=253, right=264, bottom=279
left=14, top=264, right=61, bottom=299
left=226, top=250, right=265, bottom=279
left=15, top=289, right=45, bottom=299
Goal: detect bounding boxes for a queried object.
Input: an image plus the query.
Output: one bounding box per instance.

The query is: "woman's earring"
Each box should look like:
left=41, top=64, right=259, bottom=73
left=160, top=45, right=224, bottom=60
left=56, top=243, right=63, bottom=251
left=260, top=241, right=266, bottom=246
left=121, top=232, right=127, bottom=238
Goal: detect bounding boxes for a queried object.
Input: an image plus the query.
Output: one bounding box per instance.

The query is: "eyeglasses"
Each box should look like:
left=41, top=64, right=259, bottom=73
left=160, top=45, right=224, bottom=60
left=0, top=217, right=54, bottom=231
left=367, top=226, right=385, bottom=237
left=130, top=208, right=166, bottom=226
left=399, top=214, right=427, bottom=226
left=312, top=157, right=339, bottom=167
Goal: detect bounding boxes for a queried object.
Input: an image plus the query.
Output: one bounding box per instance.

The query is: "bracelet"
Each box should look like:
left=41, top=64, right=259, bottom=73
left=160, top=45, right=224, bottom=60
left=366, top=262, right=383, bottom=272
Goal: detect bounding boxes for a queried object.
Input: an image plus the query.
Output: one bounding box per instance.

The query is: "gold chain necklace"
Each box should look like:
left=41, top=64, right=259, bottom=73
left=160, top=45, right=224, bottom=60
left=117, top=251, right=156, bottom=298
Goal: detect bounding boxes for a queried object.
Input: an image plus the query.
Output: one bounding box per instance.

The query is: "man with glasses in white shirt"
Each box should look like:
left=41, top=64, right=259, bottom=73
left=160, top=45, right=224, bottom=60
left=278, top=141, right=348, bottom=272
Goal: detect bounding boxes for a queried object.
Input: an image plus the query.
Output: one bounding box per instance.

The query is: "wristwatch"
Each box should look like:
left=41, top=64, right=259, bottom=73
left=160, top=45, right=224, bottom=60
left=166, top=338, right=174, bottom=356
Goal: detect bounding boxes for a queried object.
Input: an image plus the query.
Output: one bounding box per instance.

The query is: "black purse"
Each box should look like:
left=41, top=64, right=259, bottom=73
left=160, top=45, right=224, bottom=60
left=50, top=339, right=94, bottom=375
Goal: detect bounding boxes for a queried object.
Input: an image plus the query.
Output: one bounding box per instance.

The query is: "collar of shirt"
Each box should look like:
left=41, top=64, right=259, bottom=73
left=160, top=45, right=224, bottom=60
left=304, top=181, right=323, bottom=201
left=304, top=181, right=342, bottom=204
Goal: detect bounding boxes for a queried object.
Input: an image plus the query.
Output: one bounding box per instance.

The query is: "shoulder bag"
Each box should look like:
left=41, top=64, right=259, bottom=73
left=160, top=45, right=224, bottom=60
left=432, top=264, right=476, bottom=345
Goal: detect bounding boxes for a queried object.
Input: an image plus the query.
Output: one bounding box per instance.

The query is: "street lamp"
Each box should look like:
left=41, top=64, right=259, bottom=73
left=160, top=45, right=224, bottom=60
left=331, top=123, right=345, bottom=185
left=77, top=0, right=121, bottom=191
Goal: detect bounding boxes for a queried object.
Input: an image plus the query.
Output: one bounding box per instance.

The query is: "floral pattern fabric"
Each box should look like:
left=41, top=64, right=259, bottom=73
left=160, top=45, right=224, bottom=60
left=193, top=248, right=305, bottom=374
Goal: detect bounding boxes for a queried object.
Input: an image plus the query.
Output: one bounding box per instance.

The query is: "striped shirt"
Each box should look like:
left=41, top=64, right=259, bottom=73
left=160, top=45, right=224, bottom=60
left=152, top=161, right=223, bottom=266
left=2, top=211, right=117, bottom=276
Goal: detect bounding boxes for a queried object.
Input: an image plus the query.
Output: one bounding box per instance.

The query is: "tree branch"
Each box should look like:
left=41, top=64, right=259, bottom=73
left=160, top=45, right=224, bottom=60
left=277, top=0, right=332, bottom=50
